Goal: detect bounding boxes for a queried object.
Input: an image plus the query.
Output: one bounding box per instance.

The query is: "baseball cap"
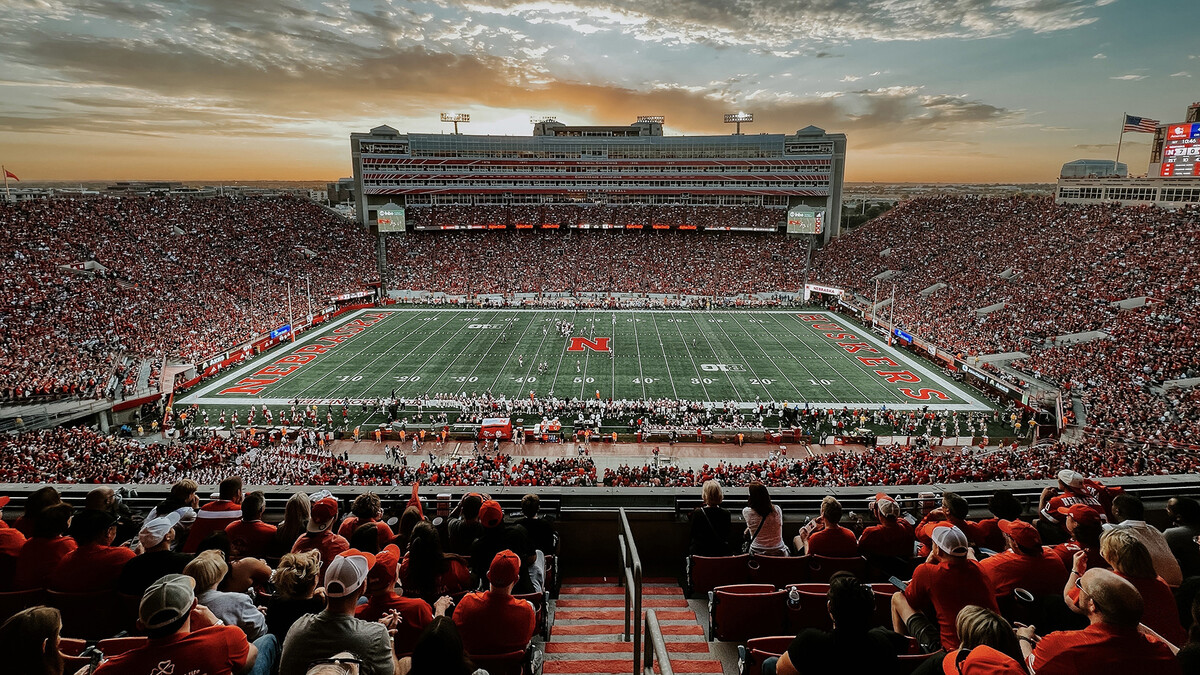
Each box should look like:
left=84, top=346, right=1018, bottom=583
left=942, top=645, right=1026, bottom=675
left=140, top=574, right=196, bottom=630
left=1057, top=503, right=1102, bottom=527
left=930, top=525, right=969, bottom=557
left=877, top=498, right=900, bottom=518
left=873, top=492, right=896, bottom=504
left=1057, top=469, right=1085, bottom=489
left=487, top=549, right=521, bottom=587
left=999, top=519, right=1041, bottom=550
left=308, top=497, right=339, bottom=532
left=325, top=549, right=376, bottom=597
left=479, top=500, right=504, bottom=528
left=368, top=544, right=401, bottom=590
left=0, top=496, right=9, bottom=508
left=139, top=511, right=182, bottom=549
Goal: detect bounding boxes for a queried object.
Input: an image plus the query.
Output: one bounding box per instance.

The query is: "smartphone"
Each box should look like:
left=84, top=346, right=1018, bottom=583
left=889, top=576, right=908, bottom=591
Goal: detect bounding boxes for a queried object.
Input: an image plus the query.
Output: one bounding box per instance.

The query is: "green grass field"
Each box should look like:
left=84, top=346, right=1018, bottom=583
left=179, top=309, right=990, bottom=414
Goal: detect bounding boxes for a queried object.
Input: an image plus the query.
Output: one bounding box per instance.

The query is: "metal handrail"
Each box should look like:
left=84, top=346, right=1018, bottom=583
left=643, top=609, right=674, bottom=675
left=618, top=507, right=643, bottom=675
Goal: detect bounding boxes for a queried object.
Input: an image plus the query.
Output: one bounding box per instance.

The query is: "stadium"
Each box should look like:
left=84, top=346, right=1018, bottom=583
left=1, top=106, right=1198, bottom=675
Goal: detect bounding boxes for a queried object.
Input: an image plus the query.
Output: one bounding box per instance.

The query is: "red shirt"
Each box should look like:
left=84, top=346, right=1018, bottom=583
left=14, top=535, right=77, bottom=590
left=183, top=501, right=244, bottom=553
left=973, top=518, right=1007, bottom=553
left=903, top=558, right=998, bottom=651
left=47, top=542, right=136, bottom=593
left=915, top=515, right=980, bottom=556
left=355, top=591, right=433, bottom=654
left=858, top=520, right=915, bottom=558
left=1028, top=622, right=1180, bottom=675
left=1121, top=574, right=1187, bottom=646
left=452, top=590, right=535, bottom=656
left=337, top=517, right=395, bottom=551
left=0, top=520, right=26, bottom=557
left=1050, top=541, right=1108, bottom=572
left=1039, top=488, right=1105, bottom=526
left=225, top=520, right=277, bottom=560
left=94, top=625, right=251, bottom=675
left=978, top=548, right=1069, bottom=599
left=291, top=530, right=349, bottom=580
left=807, top=525, right=859, bottom=557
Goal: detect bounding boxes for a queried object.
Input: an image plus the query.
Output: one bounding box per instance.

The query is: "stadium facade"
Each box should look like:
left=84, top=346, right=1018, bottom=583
left=350, top=118, right=846, bottom=243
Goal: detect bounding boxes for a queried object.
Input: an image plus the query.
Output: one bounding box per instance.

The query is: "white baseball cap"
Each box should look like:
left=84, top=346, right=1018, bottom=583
left=139, top=511, right=182, bottom=549
left=1057, top=469, right=1085, bottom=489
left=325, top=550, right=376, bottom=598
left=930, top=525, right=969, bottom=557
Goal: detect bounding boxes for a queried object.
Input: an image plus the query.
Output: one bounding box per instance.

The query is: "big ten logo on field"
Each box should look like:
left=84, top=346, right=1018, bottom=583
left=468, top=324, right=503, bottom=329
left=700, top=363, right=745, bottom=372
left=567, top=337, right=610, bottom=352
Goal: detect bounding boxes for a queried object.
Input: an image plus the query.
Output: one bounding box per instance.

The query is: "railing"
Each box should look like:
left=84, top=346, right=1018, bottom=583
left=618, top=507, right=643, bottom=675
left=642, top=609, right=675, bottom=675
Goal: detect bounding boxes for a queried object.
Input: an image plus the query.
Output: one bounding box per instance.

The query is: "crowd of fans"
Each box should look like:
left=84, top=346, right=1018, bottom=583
left=812, top=196, right=1200, bottom=447
left=404, top=202, right=784, bottom=230
left=0, top=196, right=376, bottom=403
left=0, top=478, right=559, bottom=675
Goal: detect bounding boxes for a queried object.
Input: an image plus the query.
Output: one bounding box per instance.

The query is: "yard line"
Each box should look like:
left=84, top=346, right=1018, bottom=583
left=484, top=313, right=537, bottom=394
left=648, top=313, right=681, bottom=400
left=427, top=311, right=502, bottom=395
left=665, top=313, right=713, bottom=401
left=549, top=316, right=570, bottom=398
left=609, top=312, right=617, bottom=401
left=517, top=313, right=553, bottom=397
left=578, top=309, right=601, bottom=399
left=712, top=313, right=798, bottom=402
left=725, top=313, right=830, bottom=402
left=461, top=312, right=519, bottom=394
left=630, top=314, right=647, bottom=400
left=690, top=314, right=755, bottom=401
left=297, top=312, right=425, bottom=400
left=762, top=313, right=876, bottom=403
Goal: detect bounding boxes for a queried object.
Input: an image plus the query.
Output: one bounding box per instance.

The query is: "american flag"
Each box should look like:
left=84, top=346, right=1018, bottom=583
left=1122, top=114, right=1159, bottom=133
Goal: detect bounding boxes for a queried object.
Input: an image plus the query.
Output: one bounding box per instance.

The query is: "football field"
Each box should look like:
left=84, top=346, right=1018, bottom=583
left=179, top=308, right=991, bottom=412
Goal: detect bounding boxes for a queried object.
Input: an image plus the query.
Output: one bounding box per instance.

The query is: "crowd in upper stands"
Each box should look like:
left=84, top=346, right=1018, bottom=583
left=404, top=202, right=784, bottom=230
left=0, top=196, right=375, bottom=403
left=0, top=478, right=559, bottom=675
left=812, top=196, right=1200, bottom=447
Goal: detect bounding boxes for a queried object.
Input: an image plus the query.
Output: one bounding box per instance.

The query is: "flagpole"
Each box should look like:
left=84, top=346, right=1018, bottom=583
left=1115, top=112, right=1126, bottom=169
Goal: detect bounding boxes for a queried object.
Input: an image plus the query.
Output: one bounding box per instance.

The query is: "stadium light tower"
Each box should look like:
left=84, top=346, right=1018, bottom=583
left=724, top=112, right=754, bottom=135
left=440, top=112, right=470, bottom=134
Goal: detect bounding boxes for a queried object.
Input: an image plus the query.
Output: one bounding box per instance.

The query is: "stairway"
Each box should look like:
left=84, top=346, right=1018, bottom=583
left=544, top=577, right=724, bottom=675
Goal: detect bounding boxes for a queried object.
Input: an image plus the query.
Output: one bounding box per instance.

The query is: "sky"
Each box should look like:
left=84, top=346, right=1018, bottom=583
left=0, top=0, right=1195, bottom=183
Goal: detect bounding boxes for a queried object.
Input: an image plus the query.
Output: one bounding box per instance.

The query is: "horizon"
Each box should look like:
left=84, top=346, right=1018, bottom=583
left=0, top=0, right=1193, bottom=183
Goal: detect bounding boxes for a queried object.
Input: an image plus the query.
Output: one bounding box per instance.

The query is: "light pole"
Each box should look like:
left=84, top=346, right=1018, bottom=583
left=440, top=113, right=470, bottom=134
left=723, top=112, right=754, bottom=135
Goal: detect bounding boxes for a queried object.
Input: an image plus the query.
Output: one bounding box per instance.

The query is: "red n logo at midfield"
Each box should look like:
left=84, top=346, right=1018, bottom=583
left=568, top=337, right=610, bottom=352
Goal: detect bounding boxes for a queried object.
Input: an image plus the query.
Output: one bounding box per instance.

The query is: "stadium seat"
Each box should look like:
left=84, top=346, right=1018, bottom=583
left=687, top=554, right=751, bottom=596
left=709, top=584, right=787, bottom=642
left=738, top=635, right=794, bottom=675
left=470, top=644, right=542, bottom=675
left=47, top=590, right=122, bottom=640
left=0, top=588, right=44, bottom=625
left=803, top=555, right=867, bottom=583
left=868, top=584, right=898, bottom=628
left=747, top=555, right=810, bottom=588
left=115, top=593, right=142, bottom=634
left=513, top=590, right=552, bottom=641
left=896, top=653, right=936, bottom=675
left=785, top=584, right=833, bottom=632
left=59, top=637, right=94, bottom=674
left=97, top=636, right=148, bottom=656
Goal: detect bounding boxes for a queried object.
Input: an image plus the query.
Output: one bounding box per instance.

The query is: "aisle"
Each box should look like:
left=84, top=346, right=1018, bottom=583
left=543, top=577, right=724, bottom=674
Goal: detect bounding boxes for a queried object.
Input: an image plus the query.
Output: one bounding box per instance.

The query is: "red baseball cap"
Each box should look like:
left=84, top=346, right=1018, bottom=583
left=308, top=497, right=339, bottom=532
left=999, top=519, right=1041, bottom=550
left=367, top=544, right=401, bottom=589
left=942, top=644, right=1026, bottom=674
left=0, top=496, right=9, bottom=508
left=1057, top=504, right=1101, bottom=527
left=479, top=500, right=504, bottom=528
left=487, top=549, right=521, bottom=587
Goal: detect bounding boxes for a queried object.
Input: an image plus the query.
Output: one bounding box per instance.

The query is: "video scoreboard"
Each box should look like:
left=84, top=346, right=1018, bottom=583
left=376, top=205, right=406, bottom=232
left=786, top=206, right=825, bottom=235
left=1161, top=123, right=1200, bottom=177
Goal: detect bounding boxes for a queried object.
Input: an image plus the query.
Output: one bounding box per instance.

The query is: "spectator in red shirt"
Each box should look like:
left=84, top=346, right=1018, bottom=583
left=1049, top=504, right=1108, bottom=572
left=452, top=550, right=535, bottom=656
left=794, top=496, right=858, bottom=557
left=978, top=519, right=1068, bottom=602
left=973, top=490, right=1023, bottom=554
left=858, top=492, right=915, bottom=559
left=291, top=497, right=349, bottom=582
left=1038, top=470, right=1107, bottom=541
left=356, top=543, right=433, bottom=654
left=891, top=525, right=998, bottom=652
left=47, top=509, right=136, bottom=593
left=225, top=491, right=275, bottom=561
left=914, top=492, right=979, bottom=556
left=0, top=495, right=27, bottom=560
left=13, top=502, right=75, bottom=590
left=1019, top=568, right=1180, bottom=675
left=12, top=487, right=61, bottom=538
left=1090, top=528, right=1186, bottom=646
left=337, top=492, right=395, bottom=552
left=183, top=476, right=244, bottom=553
left=95, top=573, right=259, bottom=675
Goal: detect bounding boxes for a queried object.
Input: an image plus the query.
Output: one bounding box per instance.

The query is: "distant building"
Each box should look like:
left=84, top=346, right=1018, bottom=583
left=327, top=177, right=355, bottom=205
left=1059, top=159, right=1127, bottom=179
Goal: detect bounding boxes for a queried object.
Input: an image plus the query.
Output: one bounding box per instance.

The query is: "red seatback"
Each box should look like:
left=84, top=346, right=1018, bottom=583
left=689, top=554, right=751, bottom=596
left=710, top=584, right=787, bottom=642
